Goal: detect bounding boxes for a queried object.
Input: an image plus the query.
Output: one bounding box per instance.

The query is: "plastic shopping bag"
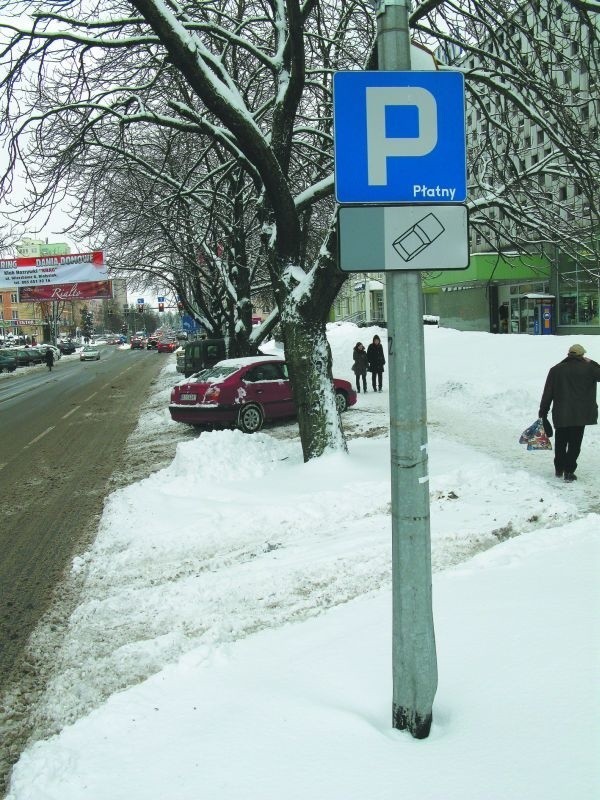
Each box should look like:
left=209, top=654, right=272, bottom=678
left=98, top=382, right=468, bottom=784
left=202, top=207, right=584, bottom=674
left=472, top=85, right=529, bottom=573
left=519, top=418, right=552, bottom=451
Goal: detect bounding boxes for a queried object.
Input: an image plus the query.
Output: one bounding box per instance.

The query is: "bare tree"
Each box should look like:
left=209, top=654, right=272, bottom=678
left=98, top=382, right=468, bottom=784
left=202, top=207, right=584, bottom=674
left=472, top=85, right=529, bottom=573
left=1, top=0, right=598, bottom=459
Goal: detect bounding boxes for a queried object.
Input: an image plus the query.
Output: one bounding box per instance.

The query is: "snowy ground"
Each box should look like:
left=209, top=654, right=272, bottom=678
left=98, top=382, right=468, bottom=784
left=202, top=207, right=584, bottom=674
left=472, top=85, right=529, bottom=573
left=5, top=325, right=600, bottom=800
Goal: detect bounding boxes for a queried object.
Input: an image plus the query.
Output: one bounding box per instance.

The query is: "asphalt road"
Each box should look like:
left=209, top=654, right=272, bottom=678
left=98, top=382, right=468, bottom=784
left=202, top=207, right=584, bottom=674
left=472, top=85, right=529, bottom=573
left=0, top=346, right=167, bottom=691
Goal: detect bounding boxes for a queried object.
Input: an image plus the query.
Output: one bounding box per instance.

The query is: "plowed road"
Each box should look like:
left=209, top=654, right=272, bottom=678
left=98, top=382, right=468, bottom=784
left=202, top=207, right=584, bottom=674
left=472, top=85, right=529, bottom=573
left=0, top=346, right=166, bottom=691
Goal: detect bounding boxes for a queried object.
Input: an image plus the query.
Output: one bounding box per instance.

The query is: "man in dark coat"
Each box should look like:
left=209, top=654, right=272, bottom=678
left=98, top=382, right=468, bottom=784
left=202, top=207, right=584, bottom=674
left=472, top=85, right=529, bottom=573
left=539, top=343, right=600, bottom=482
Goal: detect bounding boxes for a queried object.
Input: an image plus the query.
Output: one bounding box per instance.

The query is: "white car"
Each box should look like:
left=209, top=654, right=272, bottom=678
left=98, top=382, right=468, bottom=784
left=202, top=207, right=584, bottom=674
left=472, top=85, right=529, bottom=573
left=80, top=345, right=100, bottom=361
left=37, top=343, right=62, bottom=360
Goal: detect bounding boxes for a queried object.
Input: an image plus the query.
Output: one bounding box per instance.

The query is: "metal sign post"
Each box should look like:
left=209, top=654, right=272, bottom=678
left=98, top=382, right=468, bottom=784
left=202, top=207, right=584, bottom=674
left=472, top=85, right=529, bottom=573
left=376, top=0, right=437, bottom=739
left=333, top=0, right=469, bottom=739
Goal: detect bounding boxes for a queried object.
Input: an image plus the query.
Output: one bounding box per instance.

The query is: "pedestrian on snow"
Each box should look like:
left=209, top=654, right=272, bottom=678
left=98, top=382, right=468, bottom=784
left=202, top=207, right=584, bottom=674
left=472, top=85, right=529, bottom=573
left=538, top=343, right=600, bottom=482
left=352, top=342, right=368, bottom=393
left=44, top=347, right=55, bottom=372
left=367, top=335, right=385, bottom=392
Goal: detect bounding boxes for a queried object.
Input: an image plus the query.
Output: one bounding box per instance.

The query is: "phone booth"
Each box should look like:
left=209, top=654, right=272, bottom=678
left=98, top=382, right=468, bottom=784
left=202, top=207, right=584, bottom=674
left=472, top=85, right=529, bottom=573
left=524, top=294, right=555, bottom=335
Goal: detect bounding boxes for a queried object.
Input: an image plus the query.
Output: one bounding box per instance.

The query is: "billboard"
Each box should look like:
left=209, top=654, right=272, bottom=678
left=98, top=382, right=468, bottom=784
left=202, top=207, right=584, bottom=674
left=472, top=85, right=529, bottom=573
left=0, top=251, right=106, bottom=288
left=18, top=280, right=113, bottom=302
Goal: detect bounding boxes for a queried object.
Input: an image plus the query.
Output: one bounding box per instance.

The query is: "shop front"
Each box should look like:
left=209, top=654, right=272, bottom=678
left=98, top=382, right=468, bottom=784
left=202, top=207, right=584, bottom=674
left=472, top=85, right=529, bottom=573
left=422, top=252, right=551, bottom=334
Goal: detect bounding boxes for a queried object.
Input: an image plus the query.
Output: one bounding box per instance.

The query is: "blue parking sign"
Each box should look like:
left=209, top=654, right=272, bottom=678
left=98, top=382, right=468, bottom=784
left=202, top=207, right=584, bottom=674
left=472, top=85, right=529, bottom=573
left=333, top=71, right=467, bottom=204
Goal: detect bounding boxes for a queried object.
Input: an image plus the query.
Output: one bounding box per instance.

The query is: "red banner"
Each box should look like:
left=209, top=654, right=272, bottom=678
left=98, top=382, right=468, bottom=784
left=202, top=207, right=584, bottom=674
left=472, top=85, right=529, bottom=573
left=18, top=280, right=113, bottom=301
left=0, top=251, right=106, bottom=288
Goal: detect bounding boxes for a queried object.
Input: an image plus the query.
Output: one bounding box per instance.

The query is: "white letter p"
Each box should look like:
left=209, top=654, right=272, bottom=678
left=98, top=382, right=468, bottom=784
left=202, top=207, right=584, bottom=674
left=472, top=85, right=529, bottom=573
left=366, top=87, right=438, bottom=186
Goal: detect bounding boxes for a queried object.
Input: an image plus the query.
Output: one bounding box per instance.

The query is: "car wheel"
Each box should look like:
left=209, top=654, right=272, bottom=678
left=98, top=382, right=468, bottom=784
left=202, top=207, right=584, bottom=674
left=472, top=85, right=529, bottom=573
left=335, top=390, right=348, bottom=413
left=237, top=403, right=264, bottom=433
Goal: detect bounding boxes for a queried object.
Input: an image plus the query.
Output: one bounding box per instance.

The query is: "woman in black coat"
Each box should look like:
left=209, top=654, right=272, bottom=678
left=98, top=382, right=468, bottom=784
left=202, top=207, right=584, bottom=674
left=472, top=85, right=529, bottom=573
left=352, top=342, right=368, bottom=393
left=366, top=335, right=385, bottom=391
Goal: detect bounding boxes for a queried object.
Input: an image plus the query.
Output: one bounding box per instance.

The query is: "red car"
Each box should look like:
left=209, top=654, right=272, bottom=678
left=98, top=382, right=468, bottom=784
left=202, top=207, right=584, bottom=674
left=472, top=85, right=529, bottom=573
left=169, top=356, right=357, bottom=432
left=157, top=339, right=178, bottom=353
left=130, top=336, right=146, bottom=349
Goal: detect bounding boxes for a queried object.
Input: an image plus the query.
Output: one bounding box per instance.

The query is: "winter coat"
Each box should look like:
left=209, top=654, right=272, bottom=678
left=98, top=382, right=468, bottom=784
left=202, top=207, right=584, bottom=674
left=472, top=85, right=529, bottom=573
left=539, top=355, right=600, bottom=428
left=352, top=347, right=369, bottom=375
left=44, top=349, right=54, bottom=367
left=367, top=342, right=385, bottom=373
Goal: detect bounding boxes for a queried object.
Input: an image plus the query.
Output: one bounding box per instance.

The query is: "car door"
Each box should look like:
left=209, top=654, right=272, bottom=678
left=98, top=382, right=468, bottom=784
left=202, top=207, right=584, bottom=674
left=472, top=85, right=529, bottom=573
left=242, top=362, right=294, bottom=419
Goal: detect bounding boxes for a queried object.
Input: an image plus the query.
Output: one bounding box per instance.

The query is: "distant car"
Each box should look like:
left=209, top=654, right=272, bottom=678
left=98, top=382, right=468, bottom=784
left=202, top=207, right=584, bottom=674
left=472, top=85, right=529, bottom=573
left=0, top=350, right=18, bottom=372
left=80, top=345, right=100, bottom=361
left=146, top=336, right=160, bottom=350
left=130, top=336, right=146, bottom=350
left=157, top=339, right=177, bottom=353
left=58, top=341, right=77, bottom=355
left=169, top=356, right=357, bottom=432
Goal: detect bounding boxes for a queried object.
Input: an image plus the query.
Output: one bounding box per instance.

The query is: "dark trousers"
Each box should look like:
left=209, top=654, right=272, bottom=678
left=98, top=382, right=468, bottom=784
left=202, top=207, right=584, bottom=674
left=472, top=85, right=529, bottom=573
left=371, top=369, right=383, bottom=390
left=554, top=426, right=585, bottom=474
left=355, top=370, right=367, bottom=392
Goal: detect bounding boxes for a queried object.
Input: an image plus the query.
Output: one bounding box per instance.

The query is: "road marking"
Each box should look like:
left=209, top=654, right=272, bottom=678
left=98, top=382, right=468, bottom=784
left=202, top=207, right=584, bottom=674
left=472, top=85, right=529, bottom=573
left=84, top=392, right=97, bottom=402
left=62, top=405, right=81, bottom=420
left=0, top=463, right=6, bottom=471
left=24, top=426, right=55, bottom=448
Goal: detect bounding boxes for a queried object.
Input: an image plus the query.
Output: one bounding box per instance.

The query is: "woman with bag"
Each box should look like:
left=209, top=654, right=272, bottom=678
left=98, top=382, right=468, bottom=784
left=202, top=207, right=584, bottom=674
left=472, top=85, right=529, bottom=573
left=367, top=335, right=385, bottom=392
left=352, top=342, right=368, bottom=393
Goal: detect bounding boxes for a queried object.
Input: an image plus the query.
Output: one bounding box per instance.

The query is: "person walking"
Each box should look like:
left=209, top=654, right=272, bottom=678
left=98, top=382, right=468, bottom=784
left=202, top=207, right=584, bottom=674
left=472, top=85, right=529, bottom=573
left=352, top=342, right=368, bottom=393
left=44, top=347, right=55, bottom=372
left=538, top=343, right=600, bottom=482
left=367, top=335, right=385, bottom=392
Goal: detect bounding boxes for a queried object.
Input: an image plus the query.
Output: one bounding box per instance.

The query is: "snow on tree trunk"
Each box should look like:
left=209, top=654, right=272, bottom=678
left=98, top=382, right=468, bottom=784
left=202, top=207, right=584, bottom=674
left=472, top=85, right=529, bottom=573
left=281, top=316, right=347, bottom=462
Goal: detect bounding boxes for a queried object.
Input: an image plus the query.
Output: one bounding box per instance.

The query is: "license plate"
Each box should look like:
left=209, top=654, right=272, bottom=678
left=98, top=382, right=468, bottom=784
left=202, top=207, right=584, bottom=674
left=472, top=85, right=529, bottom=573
left=180, top=393, right=197, bottom=401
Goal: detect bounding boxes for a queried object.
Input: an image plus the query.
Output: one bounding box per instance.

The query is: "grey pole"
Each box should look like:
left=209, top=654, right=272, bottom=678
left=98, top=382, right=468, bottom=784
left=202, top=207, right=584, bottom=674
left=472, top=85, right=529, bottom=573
left=376, top=0, right=438, bottom=738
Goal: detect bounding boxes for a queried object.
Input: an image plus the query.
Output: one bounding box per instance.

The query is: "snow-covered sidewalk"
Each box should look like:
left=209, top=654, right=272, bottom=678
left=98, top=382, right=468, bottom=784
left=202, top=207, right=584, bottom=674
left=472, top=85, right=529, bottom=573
left=5, top=325, right=600, bottom=798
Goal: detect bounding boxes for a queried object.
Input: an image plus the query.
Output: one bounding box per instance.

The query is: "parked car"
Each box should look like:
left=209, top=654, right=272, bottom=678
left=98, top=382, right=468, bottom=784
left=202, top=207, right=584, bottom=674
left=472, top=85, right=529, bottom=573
left=130, top=336, right=146, bottom=350
left=13, top=347, right=44, bottom=366
left=36, top=343, right=62, bottom=361
left=80, top=345, right=101, bottom=361
left=0, top=350, right=18, bottom=372
left=169, top=356, right=357, bottom=432
left=181, top=338, right=227, bottom=377
left=58, top=340, right=77, bottom=355
left=157, top=339, right=178, bottom=353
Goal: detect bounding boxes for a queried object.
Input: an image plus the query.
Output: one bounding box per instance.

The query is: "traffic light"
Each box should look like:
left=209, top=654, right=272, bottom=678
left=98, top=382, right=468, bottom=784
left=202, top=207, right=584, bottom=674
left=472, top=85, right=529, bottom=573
left=123, top=304, right=129, bottom=314
left=138, top=304, right=144, bottom=314
left=177, top=299, right=184, bottom=311
left=158, top=302, right=165, bottom=313
left=121, top=324, right=128, bottom=334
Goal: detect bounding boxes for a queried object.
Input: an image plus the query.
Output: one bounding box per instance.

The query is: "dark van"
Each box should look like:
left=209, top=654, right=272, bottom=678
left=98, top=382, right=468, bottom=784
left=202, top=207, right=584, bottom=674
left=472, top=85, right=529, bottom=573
left=183, top=338, right=227, bottom=378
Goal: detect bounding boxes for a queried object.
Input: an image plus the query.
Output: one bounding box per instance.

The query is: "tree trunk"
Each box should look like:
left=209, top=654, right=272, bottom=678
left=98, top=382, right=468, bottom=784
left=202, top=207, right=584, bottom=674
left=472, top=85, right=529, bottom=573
left=281, top=316, right=347, bottom=462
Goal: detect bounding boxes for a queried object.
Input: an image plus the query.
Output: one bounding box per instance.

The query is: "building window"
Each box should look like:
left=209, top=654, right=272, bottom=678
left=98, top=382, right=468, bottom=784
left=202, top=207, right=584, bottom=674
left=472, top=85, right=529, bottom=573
left=558, top=270, right=600, bottom=327
left=11, top=293, right=18, bottom=303
left=11, top=310, right=18, bottom=320
left=558, top=186, right=567, bottom=201
left=537, top=129, right=544, bottom=144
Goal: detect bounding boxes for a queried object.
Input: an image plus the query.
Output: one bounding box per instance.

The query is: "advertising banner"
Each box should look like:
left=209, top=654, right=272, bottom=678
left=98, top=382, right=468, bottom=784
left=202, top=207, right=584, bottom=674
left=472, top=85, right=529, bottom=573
left=18, top=280, right=113, bottom=302
left=0, top=251, right=106, bottom=288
